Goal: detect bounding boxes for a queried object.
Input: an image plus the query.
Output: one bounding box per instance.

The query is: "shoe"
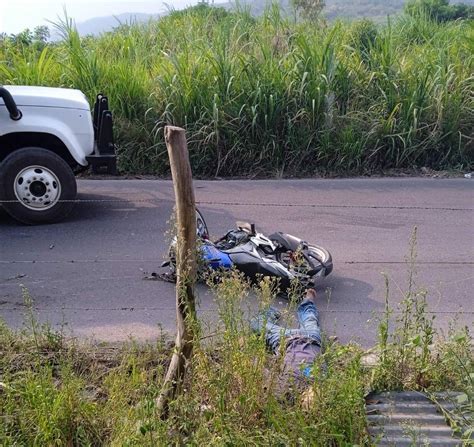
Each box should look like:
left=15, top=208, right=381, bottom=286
left=303, top=288, right=317, bottom=305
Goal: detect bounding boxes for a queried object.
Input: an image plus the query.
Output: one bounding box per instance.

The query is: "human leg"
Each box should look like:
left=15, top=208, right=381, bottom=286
left=250, top=307, right=302, bottom=352
left=296, top=290, right=321, bottom=345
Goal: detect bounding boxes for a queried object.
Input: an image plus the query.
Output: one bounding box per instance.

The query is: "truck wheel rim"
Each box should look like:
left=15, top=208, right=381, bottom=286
left=14, top=165, right=61, bottom=211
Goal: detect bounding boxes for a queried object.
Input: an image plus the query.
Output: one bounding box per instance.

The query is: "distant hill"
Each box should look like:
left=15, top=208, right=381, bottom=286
left=325, top=0, right=405, bottom=21
left=76, top=12, right=161, bottom=36
left=231, top=0, right=473, bottom=20
left=74, top=0, right=474, bottom=35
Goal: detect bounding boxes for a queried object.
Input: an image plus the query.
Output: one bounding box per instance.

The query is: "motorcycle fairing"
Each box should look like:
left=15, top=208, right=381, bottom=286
left=269, top=232, right=304, bottom=251
left=200, top=243, right=233, bottom=269
left=225, top=242, right=295, bottom=287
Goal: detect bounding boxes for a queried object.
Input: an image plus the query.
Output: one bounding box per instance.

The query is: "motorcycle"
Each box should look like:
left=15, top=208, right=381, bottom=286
left=162, top=209, right=333, bottom=291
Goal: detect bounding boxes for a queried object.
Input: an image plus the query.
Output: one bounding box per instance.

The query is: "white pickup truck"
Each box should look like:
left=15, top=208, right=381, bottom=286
left=0, top=85, right=116, bottom=224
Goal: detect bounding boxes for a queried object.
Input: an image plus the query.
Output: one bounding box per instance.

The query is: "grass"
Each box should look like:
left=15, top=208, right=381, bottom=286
left=1, top=244, right=472, bottom=445
left=0, top=4, right=472, bottom=177
left=0, top=277, right=369, bottom=446
left=372, top=228, right=473, bottom=393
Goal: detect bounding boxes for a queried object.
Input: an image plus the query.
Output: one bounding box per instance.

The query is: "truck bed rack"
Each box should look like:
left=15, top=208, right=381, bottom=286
left=86, top=93, right=117, bottom=175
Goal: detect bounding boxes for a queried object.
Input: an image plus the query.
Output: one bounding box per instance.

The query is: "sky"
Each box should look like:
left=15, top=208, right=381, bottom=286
left=1, top=0, right=214, bottom=34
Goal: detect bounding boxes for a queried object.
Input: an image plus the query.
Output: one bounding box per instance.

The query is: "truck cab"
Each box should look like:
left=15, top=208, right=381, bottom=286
left=0, top=85, right=116, bottom=224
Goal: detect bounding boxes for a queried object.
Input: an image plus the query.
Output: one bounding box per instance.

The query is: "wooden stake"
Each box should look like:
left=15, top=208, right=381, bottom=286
left=156, top=125, right=197, bottom=418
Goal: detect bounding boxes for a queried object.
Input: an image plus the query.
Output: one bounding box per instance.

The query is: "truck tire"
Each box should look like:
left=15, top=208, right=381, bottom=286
left=0, top=147, right=77, bottom=224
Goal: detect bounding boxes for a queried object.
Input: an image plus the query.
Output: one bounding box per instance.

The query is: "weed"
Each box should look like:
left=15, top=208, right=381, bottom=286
left=372, top=228, right=473, bottom=394
left=0, top=273, right=369, bottom=445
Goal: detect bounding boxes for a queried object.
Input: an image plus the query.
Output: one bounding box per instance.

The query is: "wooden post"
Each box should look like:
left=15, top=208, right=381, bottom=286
left=156, top=126, right=197, bottom=418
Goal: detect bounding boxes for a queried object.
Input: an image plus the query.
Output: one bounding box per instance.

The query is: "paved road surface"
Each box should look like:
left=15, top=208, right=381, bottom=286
left=1, top=178, right=473, bottom=347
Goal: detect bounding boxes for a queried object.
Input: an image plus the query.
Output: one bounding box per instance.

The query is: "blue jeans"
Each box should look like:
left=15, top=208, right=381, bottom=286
left=251, top=299, right=322, bottom=352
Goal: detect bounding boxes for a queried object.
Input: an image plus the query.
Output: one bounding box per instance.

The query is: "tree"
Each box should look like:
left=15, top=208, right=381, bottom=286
left=6, top=26, right=50, bottom=48
left=10, top=29, right=33, bottom=46
left=405, top=0, right=474, bottom=22
left=292, top=0, right=326, bottom=22
left=33, top=26, right=50, bottom=44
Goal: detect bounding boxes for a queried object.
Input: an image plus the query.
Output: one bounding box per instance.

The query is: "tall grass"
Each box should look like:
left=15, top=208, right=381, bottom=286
left=0, top=4, right=472, bottom=176
left=1, top=259, right=472, bottom=444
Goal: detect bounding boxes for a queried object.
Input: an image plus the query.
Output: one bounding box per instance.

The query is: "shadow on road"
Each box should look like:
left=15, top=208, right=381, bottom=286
left=0, top=192, right=155, bottom=227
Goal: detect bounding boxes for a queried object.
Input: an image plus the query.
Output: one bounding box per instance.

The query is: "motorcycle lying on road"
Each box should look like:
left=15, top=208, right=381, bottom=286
left=161, top=209, right=333, bottom=292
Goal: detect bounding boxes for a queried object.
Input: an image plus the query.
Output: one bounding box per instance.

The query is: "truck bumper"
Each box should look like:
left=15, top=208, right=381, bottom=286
left=86, top=153, right=117, bottom=175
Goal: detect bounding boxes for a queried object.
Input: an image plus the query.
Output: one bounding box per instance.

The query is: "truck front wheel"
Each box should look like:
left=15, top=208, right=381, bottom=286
left=0, top=147, right=77, bottom=224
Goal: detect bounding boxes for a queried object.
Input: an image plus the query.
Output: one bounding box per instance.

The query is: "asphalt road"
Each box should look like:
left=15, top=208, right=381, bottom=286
left=1, top=178, right=473, bottom=347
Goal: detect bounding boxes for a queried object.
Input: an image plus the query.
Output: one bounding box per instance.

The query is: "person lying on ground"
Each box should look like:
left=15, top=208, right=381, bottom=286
left=250, top=288, right=323, bottom=386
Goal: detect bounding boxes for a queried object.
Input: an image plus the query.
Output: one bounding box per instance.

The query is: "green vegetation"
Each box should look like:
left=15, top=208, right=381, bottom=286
left=373, top=229, right=473, bottom=395
left=0, top=273, right=473, bottom=446
left=405, top=0, right=474, bottom=22
left=1, top=238, right=472, bottom=445
left=0, top=4, right=473, bottom=177
left=372, top=228, right=474, bottom=440
left=1, top=279, right=369, bottom=445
